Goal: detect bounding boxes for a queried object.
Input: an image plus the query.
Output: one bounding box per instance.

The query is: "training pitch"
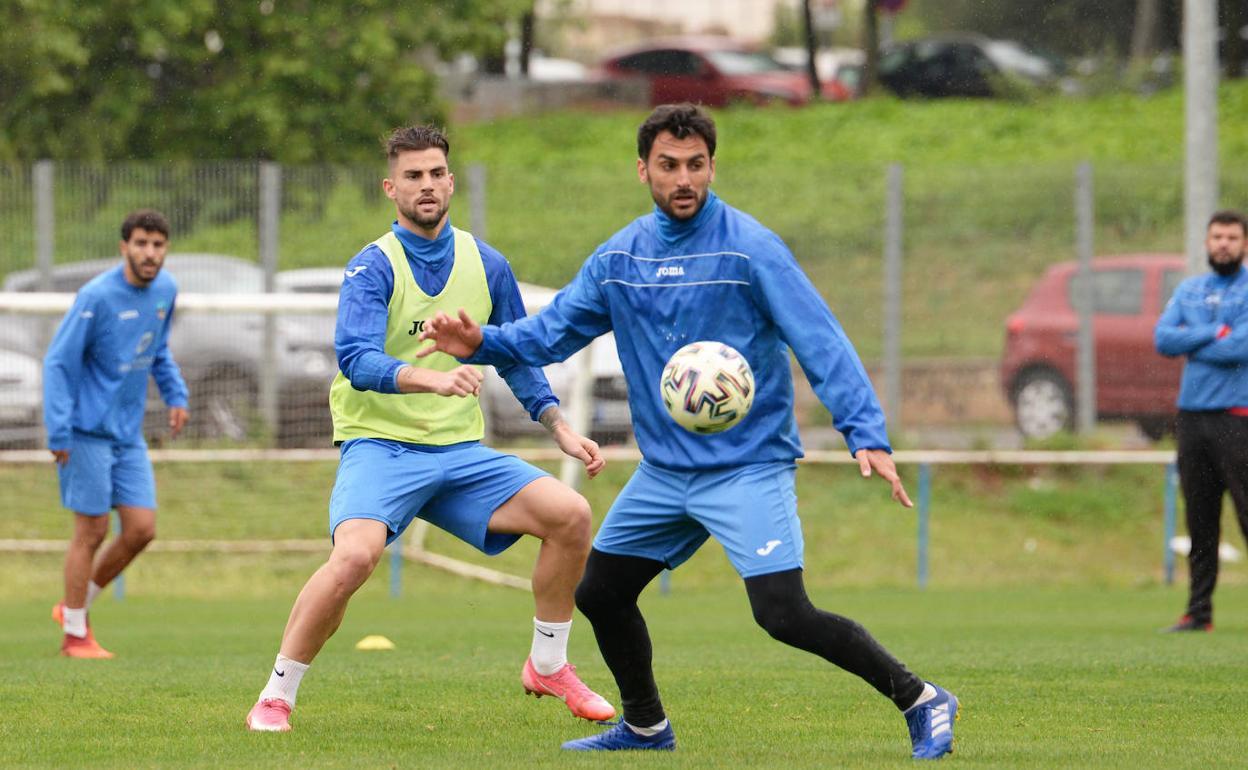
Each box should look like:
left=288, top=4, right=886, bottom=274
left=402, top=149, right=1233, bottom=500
left=2, top=576, right=1245, bottom=769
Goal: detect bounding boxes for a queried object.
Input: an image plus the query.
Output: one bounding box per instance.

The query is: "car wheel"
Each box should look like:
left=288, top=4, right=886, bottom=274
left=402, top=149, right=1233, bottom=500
left=1013, top=369, right=1074, bottom=440
left=192, top=365, right=260, bottom=443
left=1136, top=416, right=1173, bottom=442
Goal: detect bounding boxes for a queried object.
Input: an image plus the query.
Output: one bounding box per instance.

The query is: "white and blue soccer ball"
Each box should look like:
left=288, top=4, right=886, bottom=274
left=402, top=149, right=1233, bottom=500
left=659, top=341, right=755, bottom=434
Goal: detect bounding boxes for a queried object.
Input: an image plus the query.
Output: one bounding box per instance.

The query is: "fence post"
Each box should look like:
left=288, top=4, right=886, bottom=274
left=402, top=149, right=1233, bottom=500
left=917, top=462, right=930, bottom=589
left=1163, top=461, right=1178, bottom=586
left=468, top=164, right=487, bottom=240
left=389, top=541, right=403, bottom=598
left=258, top=162, right=282, bottom=442
left=112, top=511, right=125, bottom=600
left=1074, top=161, right=1096, bottom=435
left=882, top=163, right=903, bottom=430
left=33, top=160, right=55, bottom=288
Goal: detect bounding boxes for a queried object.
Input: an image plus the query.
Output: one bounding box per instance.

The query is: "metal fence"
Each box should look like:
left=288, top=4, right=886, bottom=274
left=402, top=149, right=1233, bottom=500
left=2, top=159, right=1246, bottom=450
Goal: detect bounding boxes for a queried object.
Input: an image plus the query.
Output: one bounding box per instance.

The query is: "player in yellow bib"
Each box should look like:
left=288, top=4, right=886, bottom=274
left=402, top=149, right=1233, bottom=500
left=245, top=126, right=615, bottom=733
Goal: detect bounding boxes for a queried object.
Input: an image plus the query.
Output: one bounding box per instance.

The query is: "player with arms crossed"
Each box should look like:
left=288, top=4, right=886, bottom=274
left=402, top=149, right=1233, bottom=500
left=419, top=105, right=959, bottom=759
left=44, top=209, right=190, bottom=659
left=245, top=126, right=614, bottom=732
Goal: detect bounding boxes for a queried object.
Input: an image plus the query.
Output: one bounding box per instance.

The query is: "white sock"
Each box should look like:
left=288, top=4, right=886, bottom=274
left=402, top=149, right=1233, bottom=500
left=85, top=581, right=102, bottom=609
left=626, top=719, right=669, bottom=736
left=904, top=682, right=937, bottom=712
left=63, top=606, right=88, bottom=638
left=258, top=654, right=309, bottom=707
left=530, top=618, right=572, bottom=675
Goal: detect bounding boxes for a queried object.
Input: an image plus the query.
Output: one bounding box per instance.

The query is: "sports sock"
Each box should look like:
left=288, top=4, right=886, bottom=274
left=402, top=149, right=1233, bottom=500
left=904, top=683, right=938, bottom=713
left=530, top=618, right=572, bottom=675
left=625, top=719, right=669, bottom=736
left=63, top=606, right=88, bottom=638
left=259, top=654, right=309, bottom=707
left=85, top=581, right=102, bottom=609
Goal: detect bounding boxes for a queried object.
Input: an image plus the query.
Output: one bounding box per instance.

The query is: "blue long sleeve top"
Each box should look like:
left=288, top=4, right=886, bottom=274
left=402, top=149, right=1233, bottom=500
left=335, top=219, right=557, bottom=421
left=1154, top=265, right=1248, bottom=410
left=42, top=265, right=188, bottom=449
left=467, top=191, right=891, bottom=471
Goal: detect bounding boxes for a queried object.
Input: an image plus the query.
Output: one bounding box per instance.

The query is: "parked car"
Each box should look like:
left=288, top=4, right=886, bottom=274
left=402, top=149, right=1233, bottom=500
left=274, top=268, right=633, bottom=445
left=1001, top=254, right=1185, bottom=440
left=0, top=346, right=42, bottom=448
left=596, top=36, right=847, bottom=107
left=3, top=255, right=338, bottom=446
left=772, top=46, right=863, bottom=99
left=879, top=35, right=1063, bottom=99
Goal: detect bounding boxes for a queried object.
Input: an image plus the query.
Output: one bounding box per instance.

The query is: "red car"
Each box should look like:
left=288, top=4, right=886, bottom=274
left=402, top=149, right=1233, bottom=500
left=1001, top=254, right=1186, bottom=440
left=596, top=37, right=848, bottom=107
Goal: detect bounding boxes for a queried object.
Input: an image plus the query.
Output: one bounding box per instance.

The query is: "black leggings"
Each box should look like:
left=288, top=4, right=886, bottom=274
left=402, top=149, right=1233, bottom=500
left=575, top=549, right=925, bottom=727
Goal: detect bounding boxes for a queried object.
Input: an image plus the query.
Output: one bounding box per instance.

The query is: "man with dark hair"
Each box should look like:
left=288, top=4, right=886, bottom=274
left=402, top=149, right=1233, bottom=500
left=245, top=126, right=615, bottom=733
left=1156, top=208, right=1248, bottom=633
left=417, top=104, right=959, bottom=759
left=44, top=208, right=189, bottom=658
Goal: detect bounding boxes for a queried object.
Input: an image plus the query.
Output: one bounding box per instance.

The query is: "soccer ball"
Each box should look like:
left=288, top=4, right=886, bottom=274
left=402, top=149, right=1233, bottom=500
left=660, top=341, right=755, bottom=434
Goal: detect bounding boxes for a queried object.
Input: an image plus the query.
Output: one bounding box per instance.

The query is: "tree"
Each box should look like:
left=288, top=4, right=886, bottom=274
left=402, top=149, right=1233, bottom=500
left=0, top=0, right=530, bottom=162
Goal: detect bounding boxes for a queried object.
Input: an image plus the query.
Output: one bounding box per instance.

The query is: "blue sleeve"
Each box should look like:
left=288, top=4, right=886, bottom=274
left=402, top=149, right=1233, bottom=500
left=471, top=253, right=613, bottom=369
left=1188, top=295, right=1248, bottom=366
left=151, top=298, right=189, bottom=408
left=479, top=239, right=558, bottom=421
left=1154, top=283, right=1219, bottom=357
left=335, top=248, right=406, bottom=394
left=751, top=235, right=890, bottom=455
left=42, top=291, right=96, bottom=449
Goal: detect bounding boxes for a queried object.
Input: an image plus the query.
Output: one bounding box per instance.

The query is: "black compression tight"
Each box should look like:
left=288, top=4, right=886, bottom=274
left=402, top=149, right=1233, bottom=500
left=575, top=550, right=925, bottom=728
left=744, top=568, right=924, bottom=710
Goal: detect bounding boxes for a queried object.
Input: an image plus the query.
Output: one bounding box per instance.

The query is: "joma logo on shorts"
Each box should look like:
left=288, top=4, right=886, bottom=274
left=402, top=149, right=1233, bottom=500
left=656, top=265, right=685, bottom=277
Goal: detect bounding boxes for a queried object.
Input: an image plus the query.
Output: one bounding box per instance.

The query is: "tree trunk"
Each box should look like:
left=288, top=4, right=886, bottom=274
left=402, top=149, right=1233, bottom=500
left=1130, top=0, right=1161, bottom=63
left=862, top=0, right=880, bottom=96
left=1225, top=0, right=1247, bottom=79
left=519, top=9, right=536, bottom=78
left=801, top=0, right=822, bottom=97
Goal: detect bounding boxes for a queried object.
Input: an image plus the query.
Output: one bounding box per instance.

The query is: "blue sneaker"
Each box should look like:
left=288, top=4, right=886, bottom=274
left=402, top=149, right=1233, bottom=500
left=561, top=719, right=676, bottom=751
left=904, top=682, right=959, bottom=760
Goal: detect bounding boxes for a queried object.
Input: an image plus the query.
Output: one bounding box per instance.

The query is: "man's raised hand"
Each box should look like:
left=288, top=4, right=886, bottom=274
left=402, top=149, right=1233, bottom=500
left=416, top=309, right=483, bottom=360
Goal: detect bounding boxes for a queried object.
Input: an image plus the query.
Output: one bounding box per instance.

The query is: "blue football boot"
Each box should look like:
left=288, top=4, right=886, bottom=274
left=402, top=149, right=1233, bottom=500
left=904, top=682, right=959, bottom=760
left=561, top=719, right=676, bottom=751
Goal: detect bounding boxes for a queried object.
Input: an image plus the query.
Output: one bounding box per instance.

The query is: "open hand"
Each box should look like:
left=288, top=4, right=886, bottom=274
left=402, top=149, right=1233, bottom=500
left=416, top=309, right=483, bottom=360
left=855, top=448, right=913, bottom=508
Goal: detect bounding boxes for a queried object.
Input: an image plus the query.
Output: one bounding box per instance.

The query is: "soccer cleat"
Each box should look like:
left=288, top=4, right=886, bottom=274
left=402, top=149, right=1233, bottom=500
left=561, top=719, right=676, bottom=751
left=904, top=682, right=959, bottom=760
left=245, top=698, right=293, bottom=732
left=60, top=633, right=114, bottom=659
left=521, top=657, right=616, bottom=721
left=1162, top=614, right=1213, bottom=633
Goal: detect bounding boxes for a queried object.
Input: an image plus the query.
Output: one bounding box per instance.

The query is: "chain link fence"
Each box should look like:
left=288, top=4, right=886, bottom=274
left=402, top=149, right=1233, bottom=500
left=1, top=159, right=1244, bottom=449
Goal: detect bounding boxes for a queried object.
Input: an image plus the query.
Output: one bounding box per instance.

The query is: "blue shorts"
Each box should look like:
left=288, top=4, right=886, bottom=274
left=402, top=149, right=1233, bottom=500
left=56, top=433, right=156, bottom=515
left=594, top=460, right=803, bottom=578
left=329, top=438, right=548, bottom=551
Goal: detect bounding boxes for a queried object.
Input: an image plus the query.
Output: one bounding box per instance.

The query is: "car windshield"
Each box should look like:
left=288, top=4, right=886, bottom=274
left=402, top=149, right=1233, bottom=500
left=705, top=50, right=785, bottom=75
left=983, top=40, right=1054, bottom=79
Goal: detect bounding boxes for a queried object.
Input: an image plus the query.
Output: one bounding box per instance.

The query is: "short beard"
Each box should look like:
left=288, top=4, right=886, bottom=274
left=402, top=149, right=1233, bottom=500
left=651, top=187, right=706, bottom=221
left=1208, top=253, right=1245, bottom=277
left=400, top=201, right=449, bottom=231
left=126, top=253, right=159, bottom=286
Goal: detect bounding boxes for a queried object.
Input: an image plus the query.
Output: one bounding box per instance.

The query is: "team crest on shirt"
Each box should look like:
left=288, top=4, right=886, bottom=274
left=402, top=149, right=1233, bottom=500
left=135, top=331, right=154, bottom=355
left=156, top=301, right=168, bottom=321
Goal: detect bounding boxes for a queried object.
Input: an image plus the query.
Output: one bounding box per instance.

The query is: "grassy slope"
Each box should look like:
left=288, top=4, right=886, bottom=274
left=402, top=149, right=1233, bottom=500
left=1, top=459, right=1241, bottom=596
left=449, top=84, right=1248, bottom=359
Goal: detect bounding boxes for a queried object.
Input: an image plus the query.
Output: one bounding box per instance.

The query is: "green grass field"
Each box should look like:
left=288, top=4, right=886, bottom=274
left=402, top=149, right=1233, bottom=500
left=3, top=585, right=1246, bottom=768
left=3, top=460, right=1248, bottom=767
